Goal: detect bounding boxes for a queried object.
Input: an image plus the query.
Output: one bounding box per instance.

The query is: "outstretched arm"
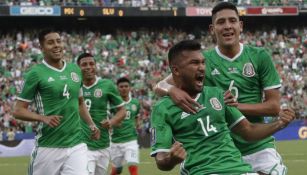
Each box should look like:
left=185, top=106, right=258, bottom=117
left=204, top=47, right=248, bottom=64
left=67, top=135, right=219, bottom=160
left=232, top=108, right=295, bottom=141
left=237, top=89, right=281, bottom=117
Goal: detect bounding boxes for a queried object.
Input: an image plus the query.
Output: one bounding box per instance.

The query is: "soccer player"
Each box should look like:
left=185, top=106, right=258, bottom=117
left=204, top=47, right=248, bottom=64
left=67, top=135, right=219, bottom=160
left=13, top=29, right=100, bottom=175
left=110, top=77, right=141, bottom=175
left=77, top=53, right=126, bottom=175
left=151, top=40, right=295, bottom=175
left=154, top=2, right=290, bottom=174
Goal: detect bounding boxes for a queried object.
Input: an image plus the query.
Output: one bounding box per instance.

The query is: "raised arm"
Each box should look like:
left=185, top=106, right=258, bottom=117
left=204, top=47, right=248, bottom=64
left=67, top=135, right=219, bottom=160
left=232, top=108, right=295, bottom=141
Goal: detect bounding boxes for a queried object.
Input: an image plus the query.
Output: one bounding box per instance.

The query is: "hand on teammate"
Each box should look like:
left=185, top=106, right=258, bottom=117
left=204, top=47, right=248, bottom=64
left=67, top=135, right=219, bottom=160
left=278, top=108, right=295, bottom=128
left=224, top=90, right=238, bottom=107
left=169, top=86, right=202, bottom=114
left=42, top=115, right=62, bottom=127
left=169, top=141, right=186, bottom=164
left=89, top=124, right=100, bottom=140
left=101, top=119, right=113, bottom=129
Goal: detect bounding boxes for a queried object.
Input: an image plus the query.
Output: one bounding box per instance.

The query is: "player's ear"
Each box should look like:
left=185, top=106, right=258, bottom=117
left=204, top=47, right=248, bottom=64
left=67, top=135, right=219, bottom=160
left=170, top=65, right=179, bottom=76
left=209, top=24, right=214, bottom=35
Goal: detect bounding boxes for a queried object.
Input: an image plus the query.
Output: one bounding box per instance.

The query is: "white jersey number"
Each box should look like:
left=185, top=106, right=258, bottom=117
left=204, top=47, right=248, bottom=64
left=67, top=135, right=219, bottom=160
left=85, top=99, right=92, bottom=111
left=63, top=84, right=70, bottom=99
left=197, top=116, right=217, bottom=137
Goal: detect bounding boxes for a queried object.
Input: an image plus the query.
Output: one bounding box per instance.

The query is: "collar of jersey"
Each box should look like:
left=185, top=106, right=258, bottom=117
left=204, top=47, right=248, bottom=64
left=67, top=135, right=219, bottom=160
left=42, top=59, right=66, bottom=72
left=83, top=76, right=100, bottom=89
left=194, top=93, right=201, bottom=101
left=215, top=43, right=243, bottom=62
left=124, top=94, right=132, bottom=104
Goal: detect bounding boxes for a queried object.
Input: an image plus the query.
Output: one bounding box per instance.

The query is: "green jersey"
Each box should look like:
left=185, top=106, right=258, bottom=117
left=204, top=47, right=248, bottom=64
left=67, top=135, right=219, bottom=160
left=111, top=97, right=140, bottom=143
left=81, top=77, right=124, bottom=150
left=151, top=86, right=252, bottom=175
left=204, top=44, right=281, bottom=155
left=18, top=60, right=83, bottom=148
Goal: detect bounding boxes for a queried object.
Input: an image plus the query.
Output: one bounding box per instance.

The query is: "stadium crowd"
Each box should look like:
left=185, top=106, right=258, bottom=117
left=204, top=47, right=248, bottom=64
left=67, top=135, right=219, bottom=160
left=0, top=27, right=306, bottom=140
left=0, top=0, right=307, bottom=7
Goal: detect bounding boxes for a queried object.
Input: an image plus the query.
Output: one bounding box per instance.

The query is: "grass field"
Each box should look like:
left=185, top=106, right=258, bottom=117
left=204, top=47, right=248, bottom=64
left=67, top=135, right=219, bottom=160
left=0, top=140, right=306, bottom=175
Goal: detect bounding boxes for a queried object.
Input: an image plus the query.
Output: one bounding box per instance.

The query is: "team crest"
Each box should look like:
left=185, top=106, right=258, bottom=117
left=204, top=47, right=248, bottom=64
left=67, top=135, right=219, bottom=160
left=210, top=98, right=222, bottom=111
left=71, top=72, right=80, bottom=82
left=131, top=104, right=137, bottom=111
left=94, top=89, right=103, bottom=98
left=242, top=63, right=255, bottom=77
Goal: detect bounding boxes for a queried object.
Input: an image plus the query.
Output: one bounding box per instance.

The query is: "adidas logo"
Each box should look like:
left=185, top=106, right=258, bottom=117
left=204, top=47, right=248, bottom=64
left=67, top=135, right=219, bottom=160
left=48, top=77, right=55, bottom=82
left=180, top=112, right=190, bottom=119
left=211, top=68, right=220, bottom=75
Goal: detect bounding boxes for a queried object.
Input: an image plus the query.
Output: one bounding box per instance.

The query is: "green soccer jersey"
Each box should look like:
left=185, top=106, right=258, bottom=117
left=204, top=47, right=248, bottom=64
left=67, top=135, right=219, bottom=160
left=17, top=60, right=83, bottom=148
left=204, top=44, right=281, bottom=155
left=151, top=86, right=252, bottom=175
left=111, top=97, right=140, bottom=143
left=81, top=77, right=124, bottom=150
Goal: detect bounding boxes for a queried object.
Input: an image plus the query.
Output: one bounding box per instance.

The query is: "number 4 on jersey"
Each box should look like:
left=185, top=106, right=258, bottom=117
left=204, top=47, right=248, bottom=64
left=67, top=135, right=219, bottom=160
left=63, top=84, right=70, bottom=99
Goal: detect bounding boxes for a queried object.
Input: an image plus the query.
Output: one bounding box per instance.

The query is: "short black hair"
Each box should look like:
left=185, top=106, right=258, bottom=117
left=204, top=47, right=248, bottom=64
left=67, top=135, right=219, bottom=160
left=38, top=28, right=58, bottom=45
left=77, top=53, right=94, bottom=65
left=168, top=40, right=201, bottom=66
left=212, top=2, right=239, bottom=20
left=117, top=77, right=130, bottom=85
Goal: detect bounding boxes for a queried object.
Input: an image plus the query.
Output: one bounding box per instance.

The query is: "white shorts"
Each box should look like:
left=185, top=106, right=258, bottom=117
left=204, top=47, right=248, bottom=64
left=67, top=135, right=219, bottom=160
left=29, top=143, right=88, bottom=175
left=87, top=147, right=110, bottom=175
left=110, top=140, right=139, bottom=167
left=243, top=148, right=287, bottom=175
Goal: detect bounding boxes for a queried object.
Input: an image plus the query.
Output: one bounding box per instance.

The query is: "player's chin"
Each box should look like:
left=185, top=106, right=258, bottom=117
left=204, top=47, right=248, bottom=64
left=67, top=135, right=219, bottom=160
left=194, top=81, right=203, bottom=92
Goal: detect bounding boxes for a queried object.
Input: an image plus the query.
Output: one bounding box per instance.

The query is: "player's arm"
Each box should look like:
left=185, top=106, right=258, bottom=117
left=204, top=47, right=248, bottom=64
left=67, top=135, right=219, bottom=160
left=153, top=74, right=201, bottom=114
left=78, top=96, right=100, bottom=140
left=155, top=141, right=186, bottom=171
left=237, top=89, right=280, bottom=117
left=232, top=108, right=295, bottom=141
left=110, top=105, right=126, bottom=127
left=13, top=100, right=62, bottom=127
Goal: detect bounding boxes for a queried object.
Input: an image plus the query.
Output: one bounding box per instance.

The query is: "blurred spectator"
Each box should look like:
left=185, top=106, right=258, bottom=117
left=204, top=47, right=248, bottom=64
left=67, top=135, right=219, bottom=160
left=7, top=128, right=15, bottom=141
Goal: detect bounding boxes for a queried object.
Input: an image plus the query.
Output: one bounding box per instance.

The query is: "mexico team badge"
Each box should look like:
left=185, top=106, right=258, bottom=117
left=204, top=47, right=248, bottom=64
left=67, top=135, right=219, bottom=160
left=242, top=63, right=255, bottom=77
left=210, top=98, right=222, bottom=111
left=71, top=72, right=80, bottom=82
left=132, top=104, right=137, bottom=111
left=94, top=89, right=102, bottom=98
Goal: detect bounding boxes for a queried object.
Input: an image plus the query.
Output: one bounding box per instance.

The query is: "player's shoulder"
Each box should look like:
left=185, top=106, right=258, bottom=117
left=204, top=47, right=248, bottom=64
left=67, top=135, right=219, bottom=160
left=98, top=78, right=114, bottom=85
left=131, top=98, right=140, bottom=104
left=152, top=96, right=175, bottom=111
left=203, top=47, right=216, bottom=57
left=203, top=86, right=224, bottom=97
left=243, top=44, right=268, bottom=56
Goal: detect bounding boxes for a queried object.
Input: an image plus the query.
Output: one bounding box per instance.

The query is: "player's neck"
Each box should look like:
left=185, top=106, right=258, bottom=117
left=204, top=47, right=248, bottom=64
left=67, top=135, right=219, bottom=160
left=44, top=58, right=64, bottom=69
left=122, top=95, right=129, bottom=102
left=83, top=77, right=96, bottom=86
left=218, top=44, right=240, bottom=59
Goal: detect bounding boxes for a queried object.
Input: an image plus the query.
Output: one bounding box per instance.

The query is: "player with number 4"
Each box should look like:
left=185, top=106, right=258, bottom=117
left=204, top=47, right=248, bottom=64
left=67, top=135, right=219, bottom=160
left=13, top=29, right=100, bottom=175
left=77, top=53, right=126, bottom=175
left=150, top=40, right=295, bottom=174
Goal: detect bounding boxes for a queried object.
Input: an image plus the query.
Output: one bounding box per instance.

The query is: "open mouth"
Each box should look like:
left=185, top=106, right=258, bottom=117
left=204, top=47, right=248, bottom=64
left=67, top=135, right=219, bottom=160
left=195, top=73, right=204, bottom=87
left=222, top=32, right=234, bottom=39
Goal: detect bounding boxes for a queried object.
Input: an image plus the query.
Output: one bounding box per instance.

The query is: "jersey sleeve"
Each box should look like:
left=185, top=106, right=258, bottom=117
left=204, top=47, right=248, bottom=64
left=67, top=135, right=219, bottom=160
left=225, top=106, right=245, bottom=129
left=258, top=49, right=281, bottom=90
left=150, top=103, right=173, bottom=157
left=108, top=81, right=124, bottom=108
left=17, top=69, right=39, bottom=102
